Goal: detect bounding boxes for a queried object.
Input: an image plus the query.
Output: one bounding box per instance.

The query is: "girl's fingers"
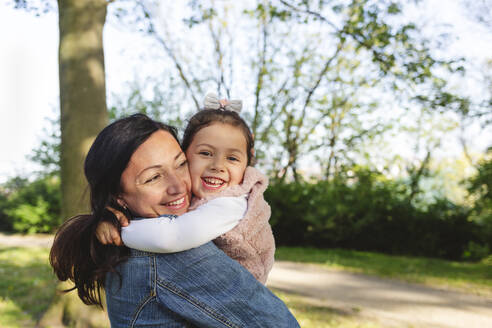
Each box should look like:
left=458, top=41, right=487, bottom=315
left=106, top=206, right=129, bottom=227
left=95, top=224, right=108, bottom=244
left=110, top=228, right=123, bottom=246
left=103, top=231, right=112, bottom=245
left=104, top=231, right=112, bottom=245
left=116, top=213, right=129, bottom=227
left=96, top=222, right=116, bottom=245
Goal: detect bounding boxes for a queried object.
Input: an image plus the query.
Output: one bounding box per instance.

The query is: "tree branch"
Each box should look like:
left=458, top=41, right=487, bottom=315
left=279, top=0, right=339, bottom=31
left=253, top=14, right=269, bottom=135
left=138, top=2, right=201, bottom=110
left=208, top=18, right=231, bottom=98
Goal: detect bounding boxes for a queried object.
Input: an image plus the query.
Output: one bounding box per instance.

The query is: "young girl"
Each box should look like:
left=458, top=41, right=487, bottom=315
left=101, top=93, right=275, bottom=284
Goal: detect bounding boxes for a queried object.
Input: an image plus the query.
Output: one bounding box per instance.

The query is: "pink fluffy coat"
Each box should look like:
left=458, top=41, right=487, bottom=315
left=189, top=166, right=275, bottom=284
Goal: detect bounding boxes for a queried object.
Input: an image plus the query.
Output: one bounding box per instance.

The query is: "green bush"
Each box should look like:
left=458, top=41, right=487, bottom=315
left=462, top=241, right=490, bottom=262
left=266, top=169, right=488, bottom=261
left=466, top=151, right=492, bottom=254
left=0, top=175, right=61, bottom=233
left=0, top=192, right=11, bottom=231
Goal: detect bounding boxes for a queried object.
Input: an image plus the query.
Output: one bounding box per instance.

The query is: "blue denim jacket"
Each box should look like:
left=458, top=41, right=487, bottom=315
left=105, top=241, right=300, bottom=327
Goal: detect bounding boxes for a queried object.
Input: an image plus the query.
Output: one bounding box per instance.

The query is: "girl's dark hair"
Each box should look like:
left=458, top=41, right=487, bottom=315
left=49, top=113, right=179, bottom=307
left=181, top=109, right=255, bottom=165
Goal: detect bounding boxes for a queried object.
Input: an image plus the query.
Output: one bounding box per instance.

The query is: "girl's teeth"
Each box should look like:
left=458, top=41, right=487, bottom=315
left=167, top=197, right=184, bottom=206
left=203, top=178, right=224, bottom=185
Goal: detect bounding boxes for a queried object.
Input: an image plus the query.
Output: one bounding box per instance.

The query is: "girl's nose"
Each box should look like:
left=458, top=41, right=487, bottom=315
left=210, top=158, right=225, bottom=172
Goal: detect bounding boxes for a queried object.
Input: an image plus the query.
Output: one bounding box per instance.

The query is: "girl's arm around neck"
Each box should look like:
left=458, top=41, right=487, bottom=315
left=121, top=195, right=247, bottom=253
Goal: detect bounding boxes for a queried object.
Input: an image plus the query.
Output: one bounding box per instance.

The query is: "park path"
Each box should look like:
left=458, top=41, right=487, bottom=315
left=0, top=232, right=54, bottom=248
left=1, top=233, right=492, bottom=327
left=267, top=261, right=492, bottom=328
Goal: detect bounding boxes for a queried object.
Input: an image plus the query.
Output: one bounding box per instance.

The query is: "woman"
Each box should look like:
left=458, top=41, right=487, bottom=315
left=50, top=114, right=299, bottom=327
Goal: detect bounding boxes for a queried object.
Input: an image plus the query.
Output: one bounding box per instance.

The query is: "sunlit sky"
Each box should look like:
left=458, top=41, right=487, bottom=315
left=0, top=0, right=491, bottom=183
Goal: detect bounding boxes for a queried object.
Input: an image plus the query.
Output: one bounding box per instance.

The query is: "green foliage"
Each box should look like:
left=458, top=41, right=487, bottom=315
left=29, top=116, right=60, bottom=176
left=0, top=176, right=61, bottom=233
left=468, top=150, right=492, bottom=214
left=0, top=194, right=10, bottom=232
left=266, top=168, right=488, bottom=261
left=462, top=241, right=490, bottom=262
left=108, top=78, right=187, bottom=130
left=6, top=198, right=53, bottom=233
left=466, top=149, right=492, bottom=254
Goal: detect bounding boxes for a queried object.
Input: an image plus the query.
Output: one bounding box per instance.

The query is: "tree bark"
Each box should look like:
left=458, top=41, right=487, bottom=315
left=38, top=282, right=110, bottom=328
left=58, top=0, right=109, bottom=218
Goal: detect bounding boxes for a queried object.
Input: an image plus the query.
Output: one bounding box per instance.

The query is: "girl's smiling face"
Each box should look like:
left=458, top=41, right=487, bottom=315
left=185, top=122, right=248, bottom=199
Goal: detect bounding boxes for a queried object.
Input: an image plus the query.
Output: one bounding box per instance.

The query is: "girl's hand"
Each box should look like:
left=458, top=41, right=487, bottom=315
left=95, top=207, right=130, bottom=246
left=107, top=206, right=130, bottom=227
left=96, top=221, right=123, bottom=246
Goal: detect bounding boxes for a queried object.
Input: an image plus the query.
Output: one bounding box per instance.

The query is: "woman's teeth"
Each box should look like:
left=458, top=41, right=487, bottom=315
left=166, top=197, right=185, bottom=206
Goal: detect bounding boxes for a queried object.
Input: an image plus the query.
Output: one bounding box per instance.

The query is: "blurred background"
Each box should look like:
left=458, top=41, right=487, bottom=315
left=0, top=0, right=491, bottom=326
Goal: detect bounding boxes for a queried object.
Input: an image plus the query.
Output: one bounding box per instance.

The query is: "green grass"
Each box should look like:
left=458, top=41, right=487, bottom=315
left=275, top=246, right=492, bottom=296
left=0, top=246, right=58, bottom=328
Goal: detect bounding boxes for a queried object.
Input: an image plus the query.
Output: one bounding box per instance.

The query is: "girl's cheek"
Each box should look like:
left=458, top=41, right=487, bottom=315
left=191, top=172, right=201, bottom=184
left=192, top=184, right=201, bottom=195
left=186, top=164, right=199, bottom=182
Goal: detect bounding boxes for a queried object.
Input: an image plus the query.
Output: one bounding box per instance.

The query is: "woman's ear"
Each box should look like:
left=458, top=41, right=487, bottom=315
left=116, top=197, right=128, bottom=210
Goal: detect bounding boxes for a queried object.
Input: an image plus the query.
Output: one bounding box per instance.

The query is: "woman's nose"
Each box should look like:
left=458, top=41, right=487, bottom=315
left=166, top=172, right=186, bottom=195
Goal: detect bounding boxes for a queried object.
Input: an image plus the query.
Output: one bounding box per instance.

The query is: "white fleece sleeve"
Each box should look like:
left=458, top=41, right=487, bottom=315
left=121, top=195, right=247, bottom=253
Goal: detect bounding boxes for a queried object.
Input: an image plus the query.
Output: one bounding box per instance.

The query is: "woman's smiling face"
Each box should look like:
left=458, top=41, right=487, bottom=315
left=118, top=130, right=192, bottom=217
left=185, top=123, right=248, bottom=199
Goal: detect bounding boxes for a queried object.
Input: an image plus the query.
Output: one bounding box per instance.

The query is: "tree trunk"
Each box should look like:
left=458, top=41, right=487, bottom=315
left=58, top=0, right=109, bottom=218
left=38, top=282, right=110, bottom=328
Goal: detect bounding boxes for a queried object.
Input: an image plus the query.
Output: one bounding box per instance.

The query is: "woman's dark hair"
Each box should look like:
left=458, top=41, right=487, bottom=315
left=49, top=113, right=179, bottom=307
left=181, top=109, right=255, bottom=165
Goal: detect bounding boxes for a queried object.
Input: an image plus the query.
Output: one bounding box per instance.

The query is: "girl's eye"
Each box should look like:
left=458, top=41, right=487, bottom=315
left=145, top=175, right=160, bottom=184
left=199, top=151, right=212, bottom=156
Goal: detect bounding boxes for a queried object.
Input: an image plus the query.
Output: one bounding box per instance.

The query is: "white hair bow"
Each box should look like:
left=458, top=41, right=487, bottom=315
left=203, top=93, right=242, bottom=113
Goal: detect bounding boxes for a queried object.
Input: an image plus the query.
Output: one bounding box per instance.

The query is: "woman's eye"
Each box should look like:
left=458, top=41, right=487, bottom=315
left=178, top=160, right=188, bottom=168
left=145, top=175, right=160, bottom=183
left=228, top=156, right=239, bottom=162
